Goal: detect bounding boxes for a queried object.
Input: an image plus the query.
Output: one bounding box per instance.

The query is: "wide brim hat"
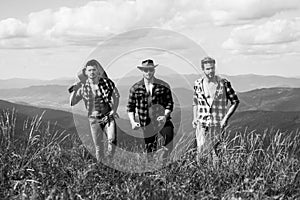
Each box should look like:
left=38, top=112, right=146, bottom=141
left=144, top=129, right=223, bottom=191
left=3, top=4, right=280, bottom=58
left=137, top=59, right=158, bottom=70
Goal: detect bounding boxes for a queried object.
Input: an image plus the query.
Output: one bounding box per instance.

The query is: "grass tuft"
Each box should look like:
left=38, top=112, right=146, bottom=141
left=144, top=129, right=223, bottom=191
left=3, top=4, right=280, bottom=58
left=0, top=109, right=299, bottom=199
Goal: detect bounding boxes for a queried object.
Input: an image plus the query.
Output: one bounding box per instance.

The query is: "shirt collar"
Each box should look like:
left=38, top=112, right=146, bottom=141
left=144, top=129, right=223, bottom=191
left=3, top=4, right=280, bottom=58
left=85, top=77, right=105, bottom=86
left=137, top=77, right=159, bottom=87
left=200, top=75, right=221, bottom=86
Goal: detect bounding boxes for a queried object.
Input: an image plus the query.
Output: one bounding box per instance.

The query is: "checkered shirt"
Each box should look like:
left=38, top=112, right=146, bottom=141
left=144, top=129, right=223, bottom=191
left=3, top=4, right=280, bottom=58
left=127, top=78, right=174, bottom=127
left=193, top=76, right=239, bottom=128
left=74, top=78, right=118, bottom=117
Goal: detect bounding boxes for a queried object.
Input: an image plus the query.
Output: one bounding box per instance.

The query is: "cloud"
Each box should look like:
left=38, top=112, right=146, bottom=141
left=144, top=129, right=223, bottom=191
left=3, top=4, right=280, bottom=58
left=222, top=18, right=300, bottom=55
left=1, top=0, right=299, bottom=49
left=0, top=0, right=208, bottom=49
left=0, top=18, right=28, bottom=39
left=207, top=0, right=300, bottom=26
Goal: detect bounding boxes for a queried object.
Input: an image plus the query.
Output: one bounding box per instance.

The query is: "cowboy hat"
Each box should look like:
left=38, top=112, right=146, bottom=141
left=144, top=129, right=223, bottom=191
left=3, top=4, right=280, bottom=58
left=137, top=59, right=158, bottom=70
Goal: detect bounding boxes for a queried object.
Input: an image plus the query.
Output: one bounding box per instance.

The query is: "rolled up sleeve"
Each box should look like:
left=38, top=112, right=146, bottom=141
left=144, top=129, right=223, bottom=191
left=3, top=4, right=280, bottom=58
left=225, top=81, right=239, bottom=104
left=192, top=85, right=199, bottom=106
left=127, top=86, right=136, bottom=113
left=164, top=86, right=174, bottom=111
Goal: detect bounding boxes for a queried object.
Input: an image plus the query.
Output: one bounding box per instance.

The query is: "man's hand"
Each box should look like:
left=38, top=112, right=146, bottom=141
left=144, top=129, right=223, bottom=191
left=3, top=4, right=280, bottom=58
left=68, top=82, right=81, bottom=93
left=113, top=113, right=119, bottom=119
left=157, top=115, right=167, bottom=124
left=109, top=110, right=119, bottom=119
left=131, top=121, right=141, bottom=130
left=220, top=118, right=228, bottom=130
left=192, top=119, right=198, bottom=128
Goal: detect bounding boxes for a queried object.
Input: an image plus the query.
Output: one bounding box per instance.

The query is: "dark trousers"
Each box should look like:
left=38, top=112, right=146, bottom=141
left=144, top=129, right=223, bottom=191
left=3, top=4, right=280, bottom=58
left=143, top=120, right=174, bottom=153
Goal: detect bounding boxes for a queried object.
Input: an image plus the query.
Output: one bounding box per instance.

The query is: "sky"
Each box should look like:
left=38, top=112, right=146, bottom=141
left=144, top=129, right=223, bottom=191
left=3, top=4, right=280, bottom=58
left=0, top=0, right=300, bottom=80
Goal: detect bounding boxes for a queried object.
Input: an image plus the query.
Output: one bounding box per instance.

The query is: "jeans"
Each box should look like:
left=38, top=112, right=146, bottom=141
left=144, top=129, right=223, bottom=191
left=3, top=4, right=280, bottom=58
left=195, top=125, right=222, bottom=166
left=89, top=115, right=116, bottom=162
left=142, top=120, right=174, bottom=156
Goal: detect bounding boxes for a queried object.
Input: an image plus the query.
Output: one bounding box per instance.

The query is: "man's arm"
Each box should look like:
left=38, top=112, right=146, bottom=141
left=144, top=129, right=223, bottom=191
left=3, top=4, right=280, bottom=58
left=127, top=86, right=140, bottom=129
left=157, top=84, right=173, bottom=123
left=107, top=78, right=120, bottom=115
left=69, top=83, right=82, bottom=106
left=104, top=78, right=120, bottom=116
left=221, top=101, right=239, bottom=128
left=163, top=84, right=174, bottom=118
left=221, top=80, right=240, bottom=129
left=111, top=87, right=120, bottom=114
left=128, top=111, right=136, bottom=124
left=192, top=84, right=199, bottom=128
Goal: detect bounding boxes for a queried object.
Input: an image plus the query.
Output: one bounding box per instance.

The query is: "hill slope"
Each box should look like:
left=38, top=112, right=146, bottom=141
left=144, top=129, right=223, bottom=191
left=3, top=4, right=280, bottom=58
left=178, top=108, right=300, bottom=134
left=1, top=99, right=299, bottom=152
left=237, top=87, right=300, bottom=111
left=1, top=86, right=299, bottom=114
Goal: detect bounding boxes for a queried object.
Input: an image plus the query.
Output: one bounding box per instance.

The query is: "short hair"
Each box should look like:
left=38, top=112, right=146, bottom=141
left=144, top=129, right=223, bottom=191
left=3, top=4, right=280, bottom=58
left=84, top=59, right=108, bottom=78
left=201, top=56, right=216, bottom=69
left=85, top=59, right=100, bottom=68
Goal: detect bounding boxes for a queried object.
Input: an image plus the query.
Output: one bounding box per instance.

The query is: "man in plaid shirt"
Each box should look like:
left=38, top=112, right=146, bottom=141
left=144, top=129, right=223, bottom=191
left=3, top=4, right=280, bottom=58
left=192, top=56, right=239, bottom=166
left=127, top=59, right=174, bottom=155
left=70, top=59, right=119, bottom=162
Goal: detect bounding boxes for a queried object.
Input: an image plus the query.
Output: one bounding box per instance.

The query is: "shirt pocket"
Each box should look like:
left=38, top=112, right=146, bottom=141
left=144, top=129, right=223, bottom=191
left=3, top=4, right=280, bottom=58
left=156, top=91, right=165, bottom=98
left=155, top=89, right=165, bottom=105
left=136, top=93, right=145, bottom=105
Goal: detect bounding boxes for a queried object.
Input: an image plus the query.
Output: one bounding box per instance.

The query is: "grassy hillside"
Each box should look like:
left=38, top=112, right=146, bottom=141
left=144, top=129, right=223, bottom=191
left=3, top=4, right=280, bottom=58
left=0, top=99, right=77, bottom=131
left=230, top=110, right=300, bottom=133
left=1, top=98, right=299, bottom=145
left=0, top=99, right=149, bottom=150
left=0, top=107, right=299, bottom=199
left=237, top=87, right=300, bottom=111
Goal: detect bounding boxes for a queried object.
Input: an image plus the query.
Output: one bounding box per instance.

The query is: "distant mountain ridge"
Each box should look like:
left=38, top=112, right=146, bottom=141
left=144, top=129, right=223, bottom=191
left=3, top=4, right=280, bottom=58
left=0, top=78, right=75, bottom=89
left=96, top=74, right=300, bottom=92
left=0, top=85, right=299, bottom=115
left=1, top=74, right=300, bottom=92
left=0, top=85, right=71, bottom=113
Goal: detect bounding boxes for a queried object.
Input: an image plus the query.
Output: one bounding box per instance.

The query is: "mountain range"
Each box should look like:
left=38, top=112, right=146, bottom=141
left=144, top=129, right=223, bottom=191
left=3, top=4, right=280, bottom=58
left=0, top=74, right=299, bottom=146
left=0, top=84, right=299, bottom=116
left=1, top=74, right=300, bottom=92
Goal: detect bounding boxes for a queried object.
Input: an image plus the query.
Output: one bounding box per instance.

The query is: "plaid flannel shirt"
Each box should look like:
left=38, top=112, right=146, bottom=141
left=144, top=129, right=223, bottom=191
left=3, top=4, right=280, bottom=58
left=74, top=78, right=118, bottom=117
left=127, top=78, right=174, bottom=127
left=193, top=75, right=239, bottom=128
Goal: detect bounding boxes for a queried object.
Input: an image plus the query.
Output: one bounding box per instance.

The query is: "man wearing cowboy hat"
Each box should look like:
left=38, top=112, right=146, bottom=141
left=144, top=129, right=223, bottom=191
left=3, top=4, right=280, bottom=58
left=127, top=59, right=174, bottom=156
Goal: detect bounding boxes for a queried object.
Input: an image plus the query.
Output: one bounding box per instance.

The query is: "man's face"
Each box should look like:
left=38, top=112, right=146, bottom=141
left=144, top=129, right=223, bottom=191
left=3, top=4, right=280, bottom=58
left=202, top=63, right=216, bottom=79
left=85, top=65, right=99, bottom=80
left=141, top=68, right=155, bottom=80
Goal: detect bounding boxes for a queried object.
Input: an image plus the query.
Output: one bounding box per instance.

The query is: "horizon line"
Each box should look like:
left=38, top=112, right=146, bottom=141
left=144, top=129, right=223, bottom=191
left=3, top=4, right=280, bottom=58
left=1, top=73, right=300, bottom=81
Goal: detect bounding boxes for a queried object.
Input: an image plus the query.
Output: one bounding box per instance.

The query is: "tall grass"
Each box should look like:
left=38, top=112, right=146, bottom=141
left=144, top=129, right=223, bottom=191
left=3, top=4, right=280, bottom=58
left=0, top=109, right=299, bottom=199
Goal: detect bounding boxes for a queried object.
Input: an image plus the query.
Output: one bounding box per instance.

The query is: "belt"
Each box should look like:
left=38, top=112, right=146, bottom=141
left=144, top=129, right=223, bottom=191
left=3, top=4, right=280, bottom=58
left=89, top=114, right=113, bottom=124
